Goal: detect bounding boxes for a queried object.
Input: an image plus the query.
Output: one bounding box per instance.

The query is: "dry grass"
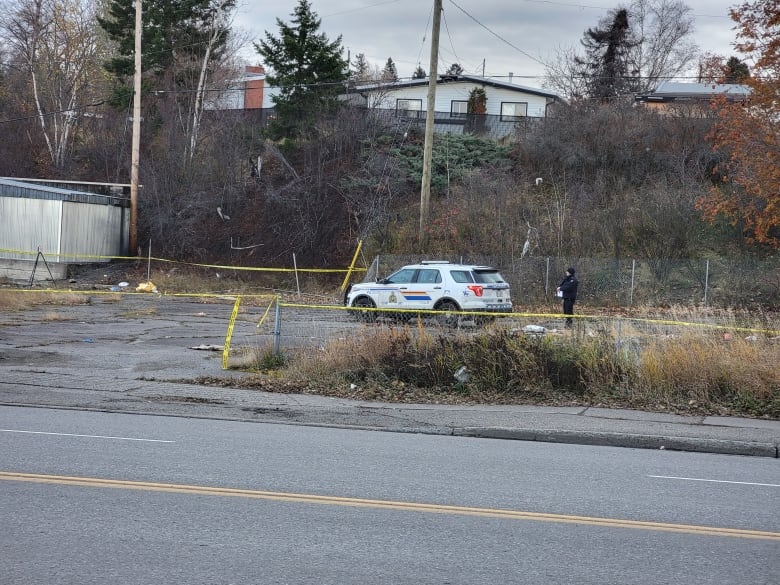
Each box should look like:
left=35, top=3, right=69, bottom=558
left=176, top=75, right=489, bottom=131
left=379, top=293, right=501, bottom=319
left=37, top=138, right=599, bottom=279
left=636, top=334, right=779, bottom=412
left=249, top=319, right=779, bottom=418
left=0, top=290, right=89, bottom=311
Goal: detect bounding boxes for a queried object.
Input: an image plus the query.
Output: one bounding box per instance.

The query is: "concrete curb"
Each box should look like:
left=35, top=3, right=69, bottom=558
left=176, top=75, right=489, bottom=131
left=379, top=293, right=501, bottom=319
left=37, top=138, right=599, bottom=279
left=454, top=428, right=780, bottom=458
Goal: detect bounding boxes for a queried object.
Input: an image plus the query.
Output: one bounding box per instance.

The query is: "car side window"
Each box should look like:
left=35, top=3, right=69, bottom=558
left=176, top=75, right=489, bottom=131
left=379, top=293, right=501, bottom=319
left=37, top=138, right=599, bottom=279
left=449, top=270, right=474, bottom=283
left=385, top=268, right=416, bottom=284
left=416, top=269, right=441, bottom=284
left=473, top=271, right=504, bottom=284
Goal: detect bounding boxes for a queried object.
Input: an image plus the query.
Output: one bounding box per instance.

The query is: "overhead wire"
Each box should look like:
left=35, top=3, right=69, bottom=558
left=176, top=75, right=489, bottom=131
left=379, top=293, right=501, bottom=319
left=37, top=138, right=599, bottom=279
left=447, top=0, right=547, bottom=70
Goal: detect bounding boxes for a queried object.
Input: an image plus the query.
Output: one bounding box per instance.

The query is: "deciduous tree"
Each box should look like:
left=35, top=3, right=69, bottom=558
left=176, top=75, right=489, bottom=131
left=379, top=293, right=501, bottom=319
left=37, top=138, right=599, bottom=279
left=99, top=0, right=236, bottom=160
left=697, top=0, right=780, bottom=248
left=1, top=0, right=107, bottom=169
left=546, top=0, right=697, bottom=100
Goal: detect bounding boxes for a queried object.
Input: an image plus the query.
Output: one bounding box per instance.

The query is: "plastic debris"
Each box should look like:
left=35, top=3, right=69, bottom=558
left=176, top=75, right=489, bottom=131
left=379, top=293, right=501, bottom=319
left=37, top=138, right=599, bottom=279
left=522, top=324, right=547, bottom=335
left=454, top=366, right=470, bottom=383
left=136, top=281, right=158, bottom=293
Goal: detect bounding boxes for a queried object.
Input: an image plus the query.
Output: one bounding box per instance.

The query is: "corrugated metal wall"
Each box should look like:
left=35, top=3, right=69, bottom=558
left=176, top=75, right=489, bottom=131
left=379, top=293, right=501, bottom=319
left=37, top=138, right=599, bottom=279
left=0, top=179, right=129, bottom=264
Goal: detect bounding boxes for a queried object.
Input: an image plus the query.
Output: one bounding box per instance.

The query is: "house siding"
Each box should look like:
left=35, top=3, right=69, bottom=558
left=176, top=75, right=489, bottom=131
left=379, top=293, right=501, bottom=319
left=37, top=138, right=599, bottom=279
left=368, top=81, right=551, bottom=118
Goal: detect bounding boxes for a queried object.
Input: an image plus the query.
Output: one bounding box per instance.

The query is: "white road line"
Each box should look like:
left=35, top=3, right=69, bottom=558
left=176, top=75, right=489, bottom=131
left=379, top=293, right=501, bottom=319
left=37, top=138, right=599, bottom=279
left=649, top=475, right=780, bottom=488
left=0, top=429, right=174, bottom=443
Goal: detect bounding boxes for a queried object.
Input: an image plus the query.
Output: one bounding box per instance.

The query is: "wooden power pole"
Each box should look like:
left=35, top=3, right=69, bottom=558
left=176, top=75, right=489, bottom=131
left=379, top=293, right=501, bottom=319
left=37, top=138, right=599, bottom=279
left=419, top=0, right=442, bottom=248
left=129, top=0, right=142, bottom=254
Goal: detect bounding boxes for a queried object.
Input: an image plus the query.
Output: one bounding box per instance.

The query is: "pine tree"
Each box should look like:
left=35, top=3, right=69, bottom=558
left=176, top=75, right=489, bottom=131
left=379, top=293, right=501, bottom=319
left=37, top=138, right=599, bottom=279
left=574, top=8, right=639, bottom=100
left=724, top=57, right=750, bottom=83
left=351, top=52, right=371, bottom=82
left=412, top=65, right=427, bottom=79
left=381, top=58, right=398, bottom=81
left=445, top=63, right=463, bottom=76
left=255, top=0, right=348, bottom=137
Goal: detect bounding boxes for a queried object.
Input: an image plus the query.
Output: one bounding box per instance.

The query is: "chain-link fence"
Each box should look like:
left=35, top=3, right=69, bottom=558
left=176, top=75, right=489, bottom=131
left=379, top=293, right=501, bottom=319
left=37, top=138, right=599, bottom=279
left=357, top=255, right=780, bottom=309
left=228, top=297, right=779, bottom=366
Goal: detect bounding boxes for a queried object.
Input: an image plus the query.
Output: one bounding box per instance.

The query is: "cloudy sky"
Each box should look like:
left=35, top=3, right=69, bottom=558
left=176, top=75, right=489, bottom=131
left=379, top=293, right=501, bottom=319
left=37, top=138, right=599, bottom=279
left=233, top=0, right=740, bottom=84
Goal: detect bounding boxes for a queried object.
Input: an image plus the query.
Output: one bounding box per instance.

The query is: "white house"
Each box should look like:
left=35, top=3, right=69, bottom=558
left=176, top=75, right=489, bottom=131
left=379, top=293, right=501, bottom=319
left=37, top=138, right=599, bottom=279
left=345, top=74, right=561, bottom=139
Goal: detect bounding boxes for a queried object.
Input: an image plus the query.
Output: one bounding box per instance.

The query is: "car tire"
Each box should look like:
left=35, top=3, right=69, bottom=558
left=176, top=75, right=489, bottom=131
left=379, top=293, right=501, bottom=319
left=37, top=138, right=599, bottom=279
left=435, top=300, right=460, bottom=328
left=352, top=296, right=377, bottom=323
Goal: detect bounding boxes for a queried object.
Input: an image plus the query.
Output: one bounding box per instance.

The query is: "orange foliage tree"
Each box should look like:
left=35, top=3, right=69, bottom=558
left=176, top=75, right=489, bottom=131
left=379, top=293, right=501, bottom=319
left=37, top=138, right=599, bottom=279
left=697, top=0, right=780, bottom=248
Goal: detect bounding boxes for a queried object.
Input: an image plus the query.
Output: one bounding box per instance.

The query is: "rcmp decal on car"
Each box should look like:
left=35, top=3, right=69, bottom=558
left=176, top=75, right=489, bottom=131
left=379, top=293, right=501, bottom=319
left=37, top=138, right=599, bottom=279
left=401, top=291, right=432, bottom=301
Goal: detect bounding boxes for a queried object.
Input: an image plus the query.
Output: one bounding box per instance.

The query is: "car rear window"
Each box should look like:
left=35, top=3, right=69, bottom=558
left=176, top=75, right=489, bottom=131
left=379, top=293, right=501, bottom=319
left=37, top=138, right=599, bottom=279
left=473, top=270, right=505, bottom=284
left=449, top=270, right=474, bottom=283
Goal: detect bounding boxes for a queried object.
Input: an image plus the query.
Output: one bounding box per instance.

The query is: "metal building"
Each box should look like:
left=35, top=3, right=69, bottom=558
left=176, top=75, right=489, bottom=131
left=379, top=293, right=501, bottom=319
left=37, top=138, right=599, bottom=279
left=0, top=178, right=130, bottom=281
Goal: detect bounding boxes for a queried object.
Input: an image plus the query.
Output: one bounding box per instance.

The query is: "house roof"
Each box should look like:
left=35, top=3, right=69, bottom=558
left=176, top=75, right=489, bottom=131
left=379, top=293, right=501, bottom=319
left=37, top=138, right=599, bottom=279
left=350, top=74, right=560, bottom=100
left=636, top=81, right=751, bottom=102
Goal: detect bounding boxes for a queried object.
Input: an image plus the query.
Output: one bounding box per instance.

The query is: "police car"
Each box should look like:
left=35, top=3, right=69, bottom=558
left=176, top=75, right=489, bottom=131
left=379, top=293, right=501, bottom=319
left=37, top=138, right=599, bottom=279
left=344, top=261, right=512, bottom=324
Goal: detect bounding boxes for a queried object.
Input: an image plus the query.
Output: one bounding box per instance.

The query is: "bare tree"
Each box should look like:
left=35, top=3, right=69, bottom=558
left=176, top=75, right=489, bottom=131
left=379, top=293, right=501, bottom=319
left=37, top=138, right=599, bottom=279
left=544, top=0, right=698, bottom=100
left=187, top=0, right=235, bottom=162
left=1, top=0, right=106, bottom=168
left=627, top=0, right=698, bottom=91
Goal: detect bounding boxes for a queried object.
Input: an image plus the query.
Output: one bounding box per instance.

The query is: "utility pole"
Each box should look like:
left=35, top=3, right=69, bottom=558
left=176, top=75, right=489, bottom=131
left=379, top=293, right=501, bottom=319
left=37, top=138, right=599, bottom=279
left=129, top=0, right=142, bottom=254
left=419, top=0, right=442, bottom=248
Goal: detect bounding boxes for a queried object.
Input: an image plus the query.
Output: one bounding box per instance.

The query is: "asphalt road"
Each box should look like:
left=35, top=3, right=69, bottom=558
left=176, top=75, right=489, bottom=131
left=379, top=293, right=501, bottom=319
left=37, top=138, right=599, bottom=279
left=1, top=406, right=778, bottom=585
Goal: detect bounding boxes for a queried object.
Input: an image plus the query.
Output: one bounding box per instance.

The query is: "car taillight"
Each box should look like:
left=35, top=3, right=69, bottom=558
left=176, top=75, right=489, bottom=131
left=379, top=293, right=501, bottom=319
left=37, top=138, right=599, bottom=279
left=467, top=285, right=484, bottom=297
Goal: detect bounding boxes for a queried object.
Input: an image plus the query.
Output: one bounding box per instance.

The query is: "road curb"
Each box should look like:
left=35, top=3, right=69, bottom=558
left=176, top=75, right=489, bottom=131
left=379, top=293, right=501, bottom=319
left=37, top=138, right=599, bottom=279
left=454, top=428, right=780, bottom=458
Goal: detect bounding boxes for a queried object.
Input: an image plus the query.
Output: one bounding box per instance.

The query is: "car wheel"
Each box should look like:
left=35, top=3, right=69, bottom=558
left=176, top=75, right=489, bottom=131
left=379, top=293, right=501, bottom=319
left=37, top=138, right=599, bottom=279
left=435, top=300, right=460, bottom=328
left=352, top=296, right=376, bottom=322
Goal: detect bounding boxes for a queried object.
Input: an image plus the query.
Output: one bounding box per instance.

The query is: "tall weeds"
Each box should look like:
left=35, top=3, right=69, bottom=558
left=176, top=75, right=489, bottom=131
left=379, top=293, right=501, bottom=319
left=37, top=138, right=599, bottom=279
left=280, top=325, right=779, bottom=417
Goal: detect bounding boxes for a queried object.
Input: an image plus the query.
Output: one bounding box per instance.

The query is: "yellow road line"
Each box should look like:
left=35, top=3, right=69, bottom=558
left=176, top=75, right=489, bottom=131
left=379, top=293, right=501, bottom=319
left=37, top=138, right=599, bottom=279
left=2, top=472, right=778, bottom=541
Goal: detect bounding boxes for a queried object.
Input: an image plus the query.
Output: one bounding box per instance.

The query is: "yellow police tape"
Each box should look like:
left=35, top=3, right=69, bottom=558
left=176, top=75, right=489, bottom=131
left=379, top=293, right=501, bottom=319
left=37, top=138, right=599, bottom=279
left=280, top=302, right=780, bottom=337
left=0, top=247, right=365, bottom=274
left=222, top=296, right=242, bottom=370
left=2, top=287, right=777, bottom=336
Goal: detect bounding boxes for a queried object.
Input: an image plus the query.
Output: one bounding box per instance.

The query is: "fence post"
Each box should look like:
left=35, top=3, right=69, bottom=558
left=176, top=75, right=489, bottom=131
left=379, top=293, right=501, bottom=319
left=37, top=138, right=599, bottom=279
left=704, top=259, right=710, bottom=306
left=292, top=253, right=301, bottom=298
left=273, top=296, right=282, bottom=356
left=630, top=259, right=636, bottom=306
left=545, top=257, right=550, bottom=297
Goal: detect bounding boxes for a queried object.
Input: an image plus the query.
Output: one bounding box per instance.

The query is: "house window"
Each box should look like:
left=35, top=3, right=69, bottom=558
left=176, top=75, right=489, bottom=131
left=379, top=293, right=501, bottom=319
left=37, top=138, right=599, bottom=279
left=500, top=102, right=528, bottom=121
left=397, top=99, right=423, bottom=118
left=451, top=100, right=468, bottom=118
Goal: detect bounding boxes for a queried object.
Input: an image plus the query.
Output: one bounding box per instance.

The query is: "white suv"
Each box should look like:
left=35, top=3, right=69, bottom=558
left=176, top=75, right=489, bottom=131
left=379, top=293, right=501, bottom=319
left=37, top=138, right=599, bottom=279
left=344, top=261, right=512, bottom=323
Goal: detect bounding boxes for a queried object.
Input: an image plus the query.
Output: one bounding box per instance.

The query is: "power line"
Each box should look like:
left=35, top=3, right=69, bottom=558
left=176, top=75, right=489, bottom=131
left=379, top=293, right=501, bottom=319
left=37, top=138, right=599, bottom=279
left=447, top=0, right=547, bottom=69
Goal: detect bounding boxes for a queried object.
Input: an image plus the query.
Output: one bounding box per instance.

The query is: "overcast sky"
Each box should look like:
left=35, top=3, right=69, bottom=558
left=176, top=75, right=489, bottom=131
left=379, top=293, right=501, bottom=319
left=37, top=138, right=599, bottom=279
left=233, top=0, right=739, bottom=85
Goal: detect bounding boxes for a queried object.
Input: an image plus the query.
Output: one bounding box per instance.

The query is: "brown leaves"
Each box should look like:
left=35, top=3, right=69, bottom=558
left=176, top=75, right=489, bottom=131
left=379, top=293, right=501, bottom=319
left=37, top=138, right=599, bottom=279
left=697, top=1, right=780, bottom=248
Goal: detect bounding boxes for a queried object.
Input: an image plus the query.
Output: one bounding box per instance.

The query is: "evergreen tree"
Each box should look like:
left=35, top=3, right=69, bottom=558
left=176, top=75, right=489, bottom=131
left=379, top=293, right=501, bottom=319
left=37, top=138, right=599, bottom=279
left=98, top=0, right=235, bottom=107
left=412, top=65, right=426, bottom=79
left=351, top=52, right=371, bottom=82
left=724, top=56, right=750, bottom=83
left=255, top=0, right=348, bottom=137
left=381, top=57, right=398, bottom=81
left=574, top=8, right=639, bottom=100
left=445, top=63, right=463, bottom=76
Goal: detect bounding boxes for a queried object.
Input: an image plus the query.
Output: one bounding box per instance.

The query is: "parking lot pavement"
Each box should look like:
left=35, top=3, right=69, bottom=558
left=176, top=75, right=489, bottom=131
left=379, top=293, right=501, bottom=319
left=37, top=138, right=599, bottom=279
left=1, top=293, right=778, bottom=457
